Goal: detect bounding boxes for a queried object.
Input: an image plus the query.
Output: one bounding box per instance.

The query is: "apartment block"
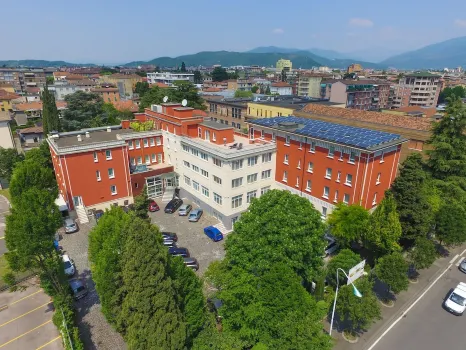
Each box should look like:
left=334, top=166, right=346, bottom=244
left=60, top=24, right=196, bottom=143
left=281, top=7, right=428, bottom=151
left=146, top=72, right=194, bottom=87
left=395, top=72, right=441, bottom=108
left=328, top=80, right=391, bottom=110
left=205, top=97, right=249, bottom=129
left=297, top=73, right=332, bottom=98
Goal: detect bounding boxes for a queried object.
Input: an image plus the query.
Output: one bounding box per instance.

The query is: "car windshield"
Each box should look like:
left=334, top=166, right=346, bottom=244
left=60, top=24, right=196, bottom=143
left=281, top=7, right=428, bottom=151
left=449, top=292, right=466, bottom=306
left=190, top=212, right=197, bottom=217
left=64, top=261, right=72, bottom=269
left=66, top=222, right=75, bottom=228
left=76, top=286, right=86, bottom=293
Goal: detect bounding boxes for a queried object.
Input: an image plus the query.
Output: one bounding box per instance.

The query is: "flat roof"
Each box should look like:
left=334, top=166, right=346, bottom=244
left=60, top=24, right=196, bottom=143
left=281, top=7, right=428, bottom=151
left=250, top=116, right=404, bottom=151
left=200, top=120, right=234, bottom=130
left=250, top=99, right=310, bottom=110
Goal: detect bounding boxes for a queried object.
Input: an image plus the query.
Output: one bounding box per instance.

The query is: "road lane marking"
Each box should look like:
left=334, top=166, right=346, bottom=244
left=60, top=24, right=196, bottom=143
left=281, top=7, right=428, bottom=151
left=0, top=302, right=50, bottom=328
left=367, top=260, right=454, bottom=350
left=9, top=289, right=43, bottom=306
left=35, top=335, right=62, bottom=350
left=462, top=248, right=466, bottom=256
left=449, top=254, right=459, bottom=264
left=0, top=320, right=52, bottom=348
left=456, top=257, right=465, bottom=267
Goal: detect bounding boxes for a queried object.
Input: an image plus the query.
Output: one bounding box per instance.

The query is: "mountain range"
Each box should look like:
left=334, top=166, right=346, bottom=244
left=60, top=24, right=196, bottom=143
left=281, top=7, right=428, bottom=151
left=0, top=60, right=97, bottom=68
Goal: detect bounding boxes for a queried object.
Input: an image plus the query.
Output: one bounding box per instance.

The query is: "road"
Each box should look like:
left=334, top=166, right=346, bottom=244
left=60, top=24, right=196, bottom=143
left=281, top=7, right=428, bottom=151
left=369, top=252, right=466, bottom=350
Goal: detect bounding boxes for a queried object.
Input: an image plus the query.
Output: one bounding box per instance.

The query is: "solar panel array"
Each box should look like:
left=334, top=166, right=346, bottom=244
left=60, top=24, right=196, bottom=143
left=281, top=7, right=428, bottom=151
left=252, top=116, right=401, bottom=149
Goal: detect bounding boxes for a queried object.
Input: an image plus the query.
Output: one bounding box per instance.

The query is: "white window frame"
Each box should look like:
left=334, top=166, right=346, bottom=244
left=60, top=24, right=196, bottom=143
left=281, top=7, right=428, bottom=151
left=343, top=193, right=350, bottom=204
left=150, top=138, right=155, bottom=147
left=336, top=171, right=341, bottom=183
left=247, top=173, right=258, bottom=184
left=307, top=162, right=313, bottom=173
left=137, top=156, right=142, bottom=165
left=93, top=152, right=98, bottom=162
left=246, top=190, right=257, bottom=203
left=213, top=175, right=222, bottom=185
left=135, top=140, right=141, bottom=149
left=349, top=152, right=356, bottom=163
left=380, top=151, right=385, bottom=163
left=151, top=154, right=156, bottom=163
left=306, top=180, right=311, bottom=192
left=261, top=170, right=271, bottom=179
left=284, top=154, right=289, bottom=164
left=232, top=177, right=243, bottom=188
left=184, top=175, right=191, bottom=186
left=156, top=137, right=162, bottom=146
left=105, top=150, right=112, bottom=160
left=285, top=135, right=290, bottom=146
left=328, top=146, right=335, bottom=158
left=213, top=157, right=222, bottom=167
left=110, top=185, right=117, bottom=195
left=214, top=192, right=222, bottom=205
left=201, top=169, right=209, bottom=178
left=145, top=155, right=150, bottom=165
left=248, top=156, right=258, bottom=167
left=345, top=174, right=353, bottom=186
left=261, top=186, right=270, bottom=195
left=310, top=141, right=315, bottom=153
left=295, top=176, right=300, bottom=188
left=108, top=168, right=115, bottom=179
left=231, top=195, right=243, bottom=209
left=231, top=160, right=243, bottom=170
left=96, top=170, right=101, bottom=181
left=143, top=139, right=148, bottom=148
left=262, top=153, right=272, bottom=163
left=372, top=193, right=377, bottom=206
left=376, top=172, right=381, bottom=185
left=334, top=190, right=339, bottom=203
left=323, top=186, right=329, bottom=199
left=201, top=186, right=210, bottom=197
left=282, top=171, right=288, bottom=182
left=325, top=168, right=332, bottom=179
left=128, top=140, right=134, bottom=150
left=193, top=181, right=200, bottom=191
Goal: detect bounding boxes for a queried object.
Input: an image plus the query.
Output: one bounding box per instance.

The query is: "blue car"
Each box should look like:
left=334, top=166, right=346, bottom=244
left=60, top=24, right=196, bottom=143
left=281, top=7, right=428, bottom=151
left=204, top=226, right=223, bottom=242
left=188, top=209, right=203, bottom=222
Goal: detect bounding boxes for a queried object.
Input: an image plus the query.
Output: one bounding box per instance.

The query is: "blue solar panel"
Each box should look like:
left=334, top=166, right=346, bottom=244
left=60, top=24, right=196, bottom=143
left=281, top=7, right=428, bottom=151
left=252, top=116, right=401, bottom=149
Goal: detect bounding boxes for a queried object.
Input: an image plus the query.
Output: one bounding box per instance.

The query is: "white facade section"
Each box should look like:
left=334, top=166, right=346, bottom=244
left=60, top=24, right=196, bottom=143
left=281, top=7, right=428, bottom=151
left=147, top=72, right=194, bottom=86
left=0, top=119, right=15, bottom=149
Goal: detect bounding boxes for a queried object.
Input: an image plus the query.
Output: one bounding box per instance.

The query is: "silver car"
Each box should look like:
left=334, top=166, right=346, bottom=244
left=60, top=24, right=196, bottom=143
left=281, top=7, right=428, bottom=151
left=178, top=204, right=192, bottom=216
left=459, top=259, right=466, bottom=274
left=64, top=218, right=78, bottom=233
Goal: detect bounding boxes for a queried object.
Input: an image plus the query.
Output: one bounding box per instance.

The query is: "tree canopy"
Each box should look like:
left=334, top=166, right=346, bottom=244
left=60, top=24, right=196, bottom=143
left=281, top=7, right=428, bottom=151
left=375, top=252, right=409, bottom=295
left=438, top=86, right=466, bottom=104
left=193, top=70, right=202, bottom=84
left=132, top=186, right=150, bottom=220
left=41, top=84, right=61, bottom=135
left=326, top=249, right=361, bottom=288
left=0, top=147, right=24, bottom=182
left=408, top=237, right=437, bottom=270
left=435, top=200, right=466, bottom=246
left=327, top=203, right=370, bottom=247
left=134, top=81, right=150, bottom=97
left=211, top=67, right=229, bottom=82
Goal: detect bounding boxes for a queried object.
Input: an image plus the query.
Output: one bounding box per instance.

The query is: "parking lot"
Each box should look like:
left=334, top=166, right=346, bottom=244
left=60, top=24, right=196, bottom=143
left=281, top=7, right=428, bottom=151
left=0, top=283, right=62, bottom=350
left=149, top=200, right=226, bottom=274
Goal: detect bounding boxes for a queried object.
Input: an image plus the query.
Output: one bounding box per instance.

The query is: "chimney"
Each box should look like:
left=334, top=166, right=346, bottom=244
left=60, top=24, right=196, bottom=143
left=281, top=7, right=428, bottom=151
left=223, top=137, right=227, bottom=146
left=107, top=127, right=111, bottom=133
left=85, top=131, right=90, bottom=138
left=77, top=134, right=82, bottom=142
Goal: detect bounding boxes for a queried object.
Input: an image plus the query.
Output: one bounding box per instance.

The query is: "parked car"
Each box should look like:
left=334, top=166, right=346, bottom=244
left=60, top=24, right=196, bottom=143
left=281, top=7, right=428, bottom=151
left=168, top=247, right=190, bottom=257
left=148, top=200, right=160, bottom=212
left=164, top=198, right=183, bottom=213
left=161, top=232, right=178, bottom=242
left=69, top=279, right=88, bottom=300
left=163, top=239, right=177, bottom=248
left=62, top=254, right=75, bottom=276
left=204, top=226, right=223, bottom=242
left=188, top=209, right=203, bottom=222
left=178, top=204, right=193, bottom=216
left=183, top=257, right=199, bottom=271
left=444, top=282, right=466, bottom=315
left=459, top=259, right=466, bottom=274
left=64, top=218, right=78, bottom=233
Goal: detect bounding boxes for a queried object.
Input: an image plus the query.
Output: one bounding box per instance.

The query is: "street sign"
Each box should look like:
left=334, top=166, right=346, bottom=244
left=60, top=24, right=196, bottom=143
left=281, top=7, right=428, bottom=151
left=347, top=260, right=366, bottom=285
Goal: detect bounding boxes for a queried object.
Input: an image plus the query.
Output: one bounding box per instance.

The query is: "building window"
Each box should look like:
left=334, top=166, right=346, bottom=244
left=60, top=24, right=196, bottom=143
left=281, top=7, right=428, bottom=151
left=201, top=169, right=209, bottom=178
left=325, top=168, right=332, bottom=179
left=183, top=160, right=190, bottom=168
left=323, top=186, right=329, bottom=199
left=150, top=138, right=155, bottom=146
left=213, top=175, right=222, bottom=185
left=306, top=180, right=312, bottom=191
left=343, top=193, right=350, bottom=204
left=131, top=157, right=136, bottom=166
left=283, top=171, right=288, bottom=182
left=192, top=165, right=199, bottom=172
left=380, top=151, right=385, bottom=163
left=214, top=192, right=222, bottom=205
left=193, top=181, right=200, bottom=191
left=231, top=160, right=243, bottom=170
left=247, top=173, right=258, bottom=183
left=232, top=195, right=243, bottom=209
left=297, top=160, right=301, bottom=169
left=285, top=135, right=290, bottom=145
left=339, top=152, right=343, bottom=161
left=247, top=190, right=257, bottom=203
left=328, top=146, right=335, bottom=158
left=376, top=172, right=381, bottom=184
left=200, top=152, right=209, bottom=161
left=272, top=133, right=276, bottom=142
left=232, top=177, right=243, bottom=188
left=135, top=140, right=141, bottom=149
left=184, top=176, right=191, bottom=186
left=212, top=132, right=216, bottom=141
left=299, top=142, right=303, bottom=150
left=307, top=162, right=314, bottom=173
left=128, top=140, right=133, bottom=149
left=143, top=139, right=148, bottom=147
left=336, top=171, right=341, bottom=182
left=145, top=155, right=150, bottom=165
left=152, top=154, right=156, bottom=162
left=261, top=170, right=271, bottom=179
left=156, top=137, right=161, bottom=146
left=283, top=154, right=289, bottom=164
left=182, top=144, right=189, bottom=152
left=110, top=185, right=117, bottom=195
left=157, top=154, right=163, bottom=163
left=349, top=152, right=356, bottom=163
left=93, top=152, right=98, bottom=162
left=345, top=174, right=353, bottom=186
left=372, top=193, right=378, bottom=206
left=322, top=207, right=328, bottom=218
left=108, top=168, right=115, bottom=179
left=261, top=186, right=270, bottom=195
left=96, top=170, right=101, bottom=181
left=248, top=156, right=258, bottom=166
left=296, top=176, right=300, bottom=187
left=105, top=150, right=112, bottom=160
left=310, top=141, right=316, bottom=152
left=213, top=157, right=222, bottom=167
left=262, top=153, right=272, bottom=163
left=334, top=190, right=339, bottom=203
left=260, top=130, right=264, bottom=139
left=191, top=148, right=199, bottom=157
left=198, top=128, right=202, bottom=138
left=137, top=156, right=142, bottom=165
left=201, top=186, right=210, bottom=197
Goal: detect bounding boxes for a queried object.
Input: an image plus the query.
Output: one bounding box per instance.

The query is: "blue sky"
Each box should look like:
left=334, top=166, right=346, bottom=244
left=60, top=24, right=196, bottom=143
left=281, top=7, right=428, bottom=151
left=3, top=0, right=466, bottom=64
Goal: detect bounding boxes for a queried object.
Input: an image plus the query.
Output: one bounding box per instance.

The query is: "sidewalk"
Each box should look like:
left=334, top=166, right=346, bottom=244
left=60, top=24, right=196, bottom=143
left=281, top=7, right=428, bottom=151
left=331, top=244, right=466, bottom=350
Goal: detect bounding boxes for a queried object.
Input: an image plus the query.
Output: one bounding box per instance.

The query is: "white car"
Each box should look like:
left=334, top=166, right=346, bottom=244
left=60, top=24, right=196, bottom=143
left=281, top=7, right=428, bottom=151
left=444, top=282, right=466, bottom=315
left=62, top=254, right=75, bottom=276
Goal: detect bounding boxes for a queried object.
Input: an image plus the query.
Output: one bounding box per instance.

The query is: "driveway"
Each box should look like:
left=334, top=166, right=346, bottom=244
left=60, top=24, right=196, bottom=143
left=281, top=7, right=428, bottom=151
left=0, top=282, right=62, bottom=350
left=0, top=195, right=10, bottom=256
left=149, top=200, right=226, bottom=274
left=59, top=220, right=126, bottom=350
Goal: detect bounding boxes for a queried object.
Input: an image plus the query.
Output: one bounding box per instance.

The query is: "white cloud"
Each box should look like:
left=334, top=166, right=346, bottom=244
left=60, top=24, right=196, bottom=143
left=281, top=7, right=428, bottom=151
left=454, top=19, right=466, bottom=28
left=349, top=18, right=374, bottom=27
left=272, top=28, right=284, bottom=34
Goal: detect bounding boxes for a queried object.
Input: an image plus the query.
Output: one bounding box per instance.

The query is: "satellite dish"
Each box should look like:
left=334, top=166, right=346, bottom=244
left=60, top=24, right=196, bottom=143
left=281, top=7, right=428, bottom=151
left=163, top=96, right=168, bottom=103
left=182, top=99, right=188, bottom=107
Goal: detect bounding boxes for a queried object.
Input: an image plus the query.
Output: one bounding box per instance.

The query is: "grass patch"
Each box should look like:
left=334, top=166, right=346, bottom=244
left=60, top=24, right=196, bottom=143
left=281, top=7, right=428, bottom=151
left=0, top=255, right=35, bottom=290
left=0, top=188, right=11, bottom=203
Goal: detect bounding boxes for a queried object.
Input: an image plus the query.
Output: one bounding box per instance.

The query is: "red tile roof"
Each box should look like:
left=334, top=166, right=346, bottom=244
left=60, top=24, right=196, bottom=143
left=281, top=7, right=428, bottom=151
left=13, top=101, right=67, bottom=111
left=17, top=126, right=43, bottom=134
left=271, top=82, right=291, bottom=87
left=203, top=87, right=223, bottom=92
left=113, top=100, right=138, bottom=113
left=0, top=89, right=20, bottom=100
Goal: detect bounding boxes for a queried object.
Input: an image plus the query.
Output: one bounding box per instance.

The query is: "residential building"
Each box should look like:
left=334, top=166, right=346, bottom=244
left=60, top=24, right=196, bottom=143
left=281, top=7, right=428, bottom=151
left=91, top=87, right=120, bottom=103
left=146, top=72, right=194, bottom=87
left=0, top=89, right=20, bottom=112
left=44, top=80, right=96, bottom=101
left=328, top=80, right=391, bottom=111
left=22, top=70, right=47, bottom=89
left=249, top=116, right=406, bottom=216
left=0, top=69, right=22, bottom=93
left=347, top=64, right=363, bottom=74
left=270, top=82, right=293, bottom=95
left=276, top=59, right=293, bottom=72
left=12, top=101, right=67, bottom=127
left=205, top=97, right=249, bottom=129
left=0, top=111, right=15, bottom=149
left=101, top=73, right=143, bottom=98
left=17, top=126, right=44, bottom=151
left=395, top=72, right=441, bottom=108
left=297, top=73, right=332, bottom=98
left=247, top=97, right=310, bottom=119
left=390, top=85, right=411, bottom=109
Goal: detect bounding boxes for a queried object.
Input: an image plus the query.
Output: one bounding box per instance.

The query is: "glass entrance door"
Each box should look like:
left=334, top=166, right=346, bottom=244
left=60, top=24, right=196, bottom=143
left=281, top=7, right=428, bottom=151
left=146, top=176, right=162, bottom=198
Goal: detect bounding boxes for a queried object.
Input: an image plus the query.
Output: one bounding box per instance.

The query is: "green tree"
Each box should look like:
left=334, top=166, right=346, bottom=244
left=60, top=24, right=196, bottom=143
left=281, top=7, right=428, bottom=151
left=89, top=207, right=130, bottom=328
left=0, top=147, right=24, bottom=182
left=390, top=153, right=432, bottom=241
left=180, top=62, right=187, bottom=72
left=193, top=70, right=203, bottom=84
left=225, top=190, right=326, bottom=283
left=41, top=84, right=61, bottom=135
left=170, top=81, right=206, bottom=110
left=61, top=91, right=105, bottom=131
left=133, top=185, right=150, bottom=220
left=435, top=201, right=466, bottom=245
left=281, top=69, right=287, bottom=82
left=251, top=86, right=259, bottom=93
left=336, top=278, right=381, bottom=336
left=139, top=85, right=166, bottom=111
left=326, top=249, right=361, bottom=288
left=228, top=71, right=239, bottom=80
left=46, top=76, right=54, bottom=85
left=265, top=85, right=271, bottom=95
left=193, top=321, right=246, bottom=350
left=134, top=81, right=150, bottom=97
left=118, top=217, right=186, bottom=349
left=427, top=96, right=466, bottom=179
left=327, top=203, right=370, bottom=247
left=365, top=192, right=402, bottom=255
left=234, top=90, right=253, bottom=98
left=375, top=252, right=409, bottom=296
left=438, top=86, right=466, bottom=104
left=211, top=67, right=229, bottom=82
left=408, top=237, right=437, bottom=270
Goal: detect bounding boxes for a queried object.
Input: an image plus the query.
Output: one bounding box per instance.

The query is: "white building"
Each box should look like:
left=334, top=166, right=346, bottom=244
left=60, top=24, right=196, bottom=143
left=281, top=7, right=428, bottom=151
left=147, top=72, right=194, bottom=87
left=270, top=82, right=293, bottom=95
left=0, top=111, right=15, bottom=149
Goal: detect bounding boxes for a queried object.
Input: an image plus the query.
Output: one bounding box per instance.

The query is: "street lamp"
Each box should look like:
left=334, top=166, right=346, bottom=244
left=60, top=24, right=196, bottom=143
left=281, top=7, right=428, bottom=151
left=329, top=268, right=362, bottom=336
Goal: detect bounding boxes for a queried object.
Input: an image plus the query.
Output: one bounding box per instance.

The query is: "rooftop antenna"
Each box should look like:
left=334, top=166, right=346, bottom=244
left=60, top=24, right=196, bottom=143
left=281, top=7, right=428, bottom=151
left=182, top=99, right=188, bottom=107
left=163, top=96, right=168, bottom=103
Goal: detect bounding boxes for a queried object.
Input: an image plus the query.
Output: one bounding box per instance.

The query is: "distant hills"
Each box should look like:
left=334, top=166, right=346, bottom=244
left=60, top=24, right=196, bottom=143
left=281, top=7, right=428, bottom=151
left=381, top=36, right=466, bottom=69
left=0, top=60, right=96, bottom=68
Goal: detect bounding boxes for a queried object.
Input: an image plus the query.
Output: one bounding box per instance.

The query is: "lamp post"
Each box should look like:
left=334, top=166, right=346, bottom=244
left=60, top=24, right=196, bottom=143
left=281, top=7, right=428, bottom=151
left=329, top=268, right=362, bottom=336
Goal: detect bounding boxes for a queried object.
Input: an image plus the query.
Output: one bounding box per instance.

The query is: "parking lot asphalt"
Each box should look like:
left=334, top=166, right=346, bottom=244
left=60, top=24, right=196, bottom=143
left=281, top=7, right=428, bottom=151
left=149, top=201, right=226, bottom=275
left=0, top=283, right=62, bottom=350
left=0, top=195, right=10, bottom=256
